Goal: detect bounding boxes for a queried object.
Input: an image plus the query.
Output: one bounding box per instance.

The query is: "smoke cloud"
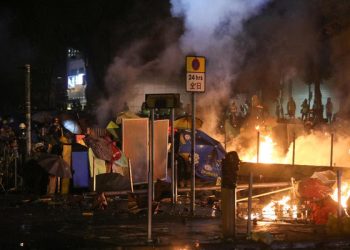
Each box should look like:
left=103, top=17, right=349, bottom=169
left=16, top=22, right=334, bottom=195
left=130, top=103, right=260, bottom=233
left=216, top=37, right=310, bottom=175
left=97, top=20, right=184, bottom=124
left=171, top=0, right=269, bottom=134
left=99, top=0, right=269, bottom=128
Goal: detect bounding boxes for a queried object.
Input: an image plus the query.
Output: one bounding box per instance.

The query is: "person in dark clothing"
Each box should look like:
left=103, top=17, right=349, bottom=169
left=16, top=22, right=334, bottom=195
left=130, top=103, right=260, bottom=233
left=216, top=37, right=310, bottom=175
left=301, top=98, right=309, bottom=121
left=287, top=97, right=296, bottom=119
left=48, top=117, right=63, bottom=155
left=326, top=97, right=334, bottom=124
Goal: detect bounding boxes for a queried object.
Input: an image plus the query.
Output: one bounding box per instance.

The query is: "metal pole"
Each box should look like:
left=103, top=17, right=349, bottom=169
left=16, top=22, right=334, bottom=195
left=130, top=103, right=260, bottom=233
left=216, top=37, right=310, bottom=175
left=174, top=160, right=178, bottom=203
left=233, top=186, right=236, bottom=238
left=93, top=156, right=96, bottom=192
left=128, top=158, right=134, bottom=193
left=147, top=109, right=155, bottom=243
left=330, top=133, right=334, bottom=167
left=57, top=177, right=61, bottom=194
left=14, top=157, right=17, bottom=189
left=237, top=186, right=293, bottom=202
left=292, top=132, right=295, bottom=166
left=224, top=125, right=227, bottom=151
left=257, top=130, right=260, bottom=163
left=176, top=181, right=291, bottom=192
left=222, top=187, right=235, bottom=239
left=247, top=172, right=253, bottom=238
left=337, top=169, right=342, bottom=218
left=191, top=93, right=196, bottom=215
left=290, top=177, right=296, bottom=218
left=103, top=182, right=292, bottom=196
left=25, top=64, right=31, bottom=157
left=171, top=108, right=175, bottom=204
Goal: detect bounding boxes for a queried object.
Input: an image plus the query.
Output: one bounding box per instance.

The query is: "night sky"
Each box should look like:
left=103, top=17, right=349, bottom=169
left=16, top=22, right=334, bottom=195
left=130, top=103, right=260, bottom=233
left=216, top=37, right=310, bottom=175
left=1, top=0, right=350, bottom=121
left=0, top=0, right=174, bottom=114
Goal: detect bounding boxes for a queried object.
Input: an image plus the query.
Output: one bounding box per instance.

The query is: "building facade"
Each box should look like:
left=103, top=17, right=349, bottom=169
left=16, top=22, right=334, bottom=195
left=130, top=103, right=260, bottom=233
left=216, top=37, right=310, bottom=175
left=66, top=48, right=87, bottom=110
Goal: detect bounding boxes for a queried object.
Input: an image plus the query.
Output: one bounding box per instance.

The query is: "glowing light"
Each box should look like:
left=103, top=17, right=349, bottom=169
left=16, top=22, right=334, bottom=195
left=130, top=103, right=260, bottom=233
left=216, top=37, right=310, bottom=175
left=244, top=212, right=260, bottom=220
left=241, top=135, right=277, bottom=163
left=331, top=182, right=350, bottom=208
left=262, top=196, right=297, bottom=220
left=195, top=240, right=200, bottom=248
left=174, top=245, right=190, bottom=250
left=259, top=135, right=276, bottom=163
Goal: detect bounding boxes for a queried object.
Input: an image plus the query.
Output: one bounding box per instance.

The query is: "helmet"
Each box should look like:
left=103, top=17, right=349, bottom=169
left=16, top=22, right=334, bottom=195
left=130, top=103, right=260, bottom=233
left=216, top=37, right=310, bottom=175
left=19, top=123, right=26, bottom=129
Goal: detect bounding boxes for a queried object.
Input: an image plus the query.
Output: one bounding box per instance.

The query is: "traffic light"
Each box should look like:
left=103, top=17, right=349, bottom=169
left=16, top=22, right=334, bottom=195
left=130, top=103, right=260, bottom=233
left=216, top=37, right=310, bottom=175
left=221, top=151, right=240, bottom=189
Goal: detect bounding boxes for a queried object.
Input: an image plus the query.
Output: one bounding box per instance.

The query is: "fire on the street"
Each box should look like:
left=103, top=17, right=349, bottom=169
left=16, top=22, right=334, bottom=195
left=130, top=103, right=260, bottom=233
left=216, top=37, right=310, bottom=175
left=262, top=196, right=297, bottom=220
left=241, top=134, right=278, bottom=163
left=236, top=130, right=350, bottom=222
left=331, top=182, right=350, bottom=208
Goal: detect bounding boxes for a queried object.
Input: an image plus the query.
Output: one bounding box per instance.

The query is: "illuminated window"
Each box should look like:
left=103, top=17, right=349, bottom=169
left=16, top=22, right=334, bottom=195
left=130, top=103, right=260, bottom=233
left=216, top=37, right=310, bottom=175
left=68, top=73, right=85, bottom=89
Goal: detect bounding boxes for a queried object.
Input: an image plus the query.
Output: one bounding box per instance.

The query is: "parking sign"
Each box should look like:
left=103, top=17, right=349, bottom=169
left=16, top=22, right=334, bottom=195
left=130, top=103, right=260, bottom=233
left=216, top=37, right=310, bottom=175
left=186, top=56, right=206, bottom=92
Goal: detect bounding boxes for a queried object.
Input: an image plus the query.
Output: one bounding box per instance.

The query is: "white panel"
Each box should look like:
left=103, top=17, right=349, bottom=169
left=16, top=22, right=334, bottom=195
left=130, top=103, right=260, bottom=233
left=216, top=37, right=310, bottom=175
left=154, top=120, right=169, bottom=180
left=122, top=118, right=149, bottom=184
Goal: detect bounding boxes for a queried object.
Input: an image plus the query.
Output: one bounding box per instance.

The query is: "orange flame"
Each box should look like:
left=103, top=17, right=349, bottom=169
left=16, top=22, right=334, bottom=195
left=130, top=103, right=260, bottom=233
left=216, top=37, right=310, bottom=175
left=241, top=135, right=279, bottom=163
left=331, top=182, right=350, bottom=208
left=262, top=196, right=297, bottom=220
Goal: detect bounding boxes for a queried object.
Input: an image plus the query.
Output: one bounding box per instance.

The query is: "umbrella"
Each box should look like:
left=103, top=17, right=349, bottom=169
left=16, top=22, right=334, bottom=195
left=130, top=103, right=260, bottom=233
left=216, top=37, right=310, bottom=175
left=62, top=119, right=82, bottom=134
left=297, top=178, right=333, bottom=200
left=174, top=115, right=203, bottom=129
left=177, top=129, right=226, bottom=181
left=38, top=154, right=72, bottom=178
left=106, top=121, right=119, bottom=140
left=83, top=135, right=113, bottom=161
left=116, top=111, right=140, bottom=124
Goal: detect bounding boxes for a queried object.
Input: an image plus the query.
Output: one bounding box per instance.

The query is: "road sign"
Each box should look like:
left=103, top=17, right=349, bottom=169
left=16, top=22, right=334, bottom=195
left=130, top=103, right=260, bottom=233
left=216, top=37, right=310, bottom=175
left=145, top=93, right=180, bottom=109
left=186, top=56, right=206, bottom=92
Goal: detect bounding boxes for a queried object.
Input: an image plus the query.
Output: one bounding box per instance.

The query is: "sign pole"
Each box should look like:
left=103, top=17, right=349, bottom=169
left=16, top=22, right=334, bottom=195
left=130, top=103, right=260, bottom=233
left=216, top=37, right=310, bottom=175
left=185, top=55, right=206, bottom=216
left=144, top=94, right=179, bottom=242
left=25, top=64, right=31, bottom=158
left=171, top=108, right=176, bottom=204
left=147, top=108, right=154, bottom=243
left=191, top=92, right=196, bottom=215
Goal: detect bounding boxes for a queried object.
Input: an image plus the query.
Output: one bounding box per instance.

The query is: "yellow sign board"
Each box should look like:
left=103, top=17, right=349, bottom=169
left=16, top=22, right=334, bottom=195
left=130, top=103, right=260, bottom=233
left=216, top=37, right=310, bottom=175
left=186, top=56, right=206, bottom=73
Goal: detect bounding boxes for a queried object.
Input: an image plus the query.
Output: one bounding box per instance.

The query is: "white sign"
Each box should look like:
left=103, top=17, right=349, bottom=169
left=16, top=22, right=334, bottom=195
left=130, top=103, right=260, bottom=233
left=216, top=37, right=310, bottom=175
left=186, top=73, right=205, bottom=92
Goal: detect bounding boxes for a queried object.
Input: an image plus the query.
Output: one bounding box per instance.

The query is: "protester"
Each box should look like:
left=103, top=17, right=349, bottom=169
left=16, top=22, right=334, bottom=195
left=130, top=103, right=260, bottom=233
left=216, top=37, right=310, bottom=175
left=123, top=102, right=129, bottom=111
left=228, top=101, right=239, bottom=126
left=326, top=97, right=333, bottom=124
left=287, top=96, right=296, bottom=119
left=301, top=98, right=309, bottom=121
left=275, top=100, right=281, bottom=121
left=48, top=117, right=63, bottom=155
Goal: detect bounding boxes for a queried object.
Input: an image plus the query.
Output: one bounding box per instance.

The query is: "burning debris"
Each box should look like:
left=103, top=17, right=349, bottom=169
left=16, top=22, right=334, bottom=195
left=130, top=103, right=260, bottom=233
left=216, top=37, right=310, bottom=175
left=262, top=196, right=297, bottom=221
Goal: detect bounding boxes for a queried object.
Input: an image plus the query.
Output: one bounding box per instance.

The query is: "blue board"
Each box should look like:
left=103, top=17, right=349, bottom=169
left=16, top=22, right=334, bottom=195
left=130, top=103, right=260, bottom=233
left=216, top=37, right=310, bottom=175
left=178, top=129, right=226, bottom=181
left=72, top=151, right=90, bottom=188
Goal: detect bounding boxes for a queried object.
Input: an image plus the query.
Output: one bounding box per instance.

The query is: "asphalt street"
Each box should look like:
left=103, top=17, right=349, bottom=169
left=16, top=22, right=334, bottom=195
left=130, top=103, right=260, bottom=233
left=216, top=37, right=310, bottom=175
left=1, top=193, right=350, bottom=250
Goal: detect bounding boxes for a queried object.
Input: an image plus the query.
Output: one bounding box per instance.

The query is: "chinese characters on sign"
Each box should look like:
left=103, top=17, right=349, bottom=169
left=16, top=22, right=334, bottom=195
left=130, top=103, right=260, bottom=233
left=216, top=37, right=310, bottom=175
left=186, top=56, right=206, bottom=92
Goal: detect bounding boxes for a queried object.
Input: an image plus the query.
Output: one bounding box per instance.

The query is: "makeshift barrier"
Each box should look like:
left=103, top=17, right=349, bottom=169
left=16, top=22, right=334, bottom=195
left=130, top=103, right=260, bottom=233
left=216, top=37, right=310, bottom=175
left=122, top=118, right=168, bottom=184
left=71, top=151, right=90, bottom=189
